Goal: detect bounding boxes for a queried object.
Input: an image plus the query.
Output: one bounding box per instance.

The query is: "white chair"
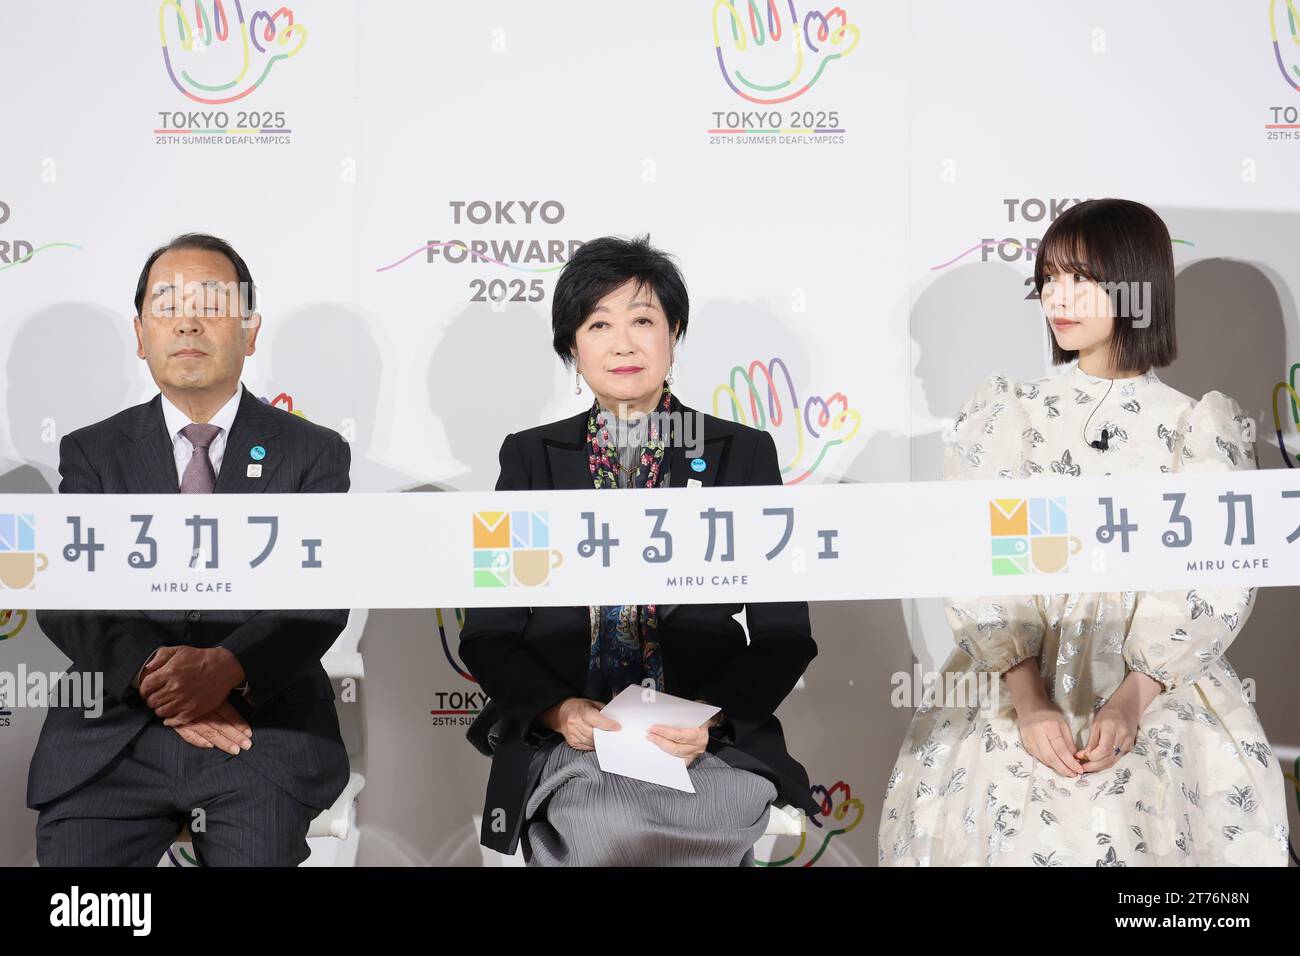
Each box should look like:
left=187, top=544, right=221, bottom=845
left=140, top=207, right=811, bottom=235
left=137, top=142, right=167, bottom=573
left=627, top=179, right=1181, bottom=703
left=309, top=639, right=368, bottom=842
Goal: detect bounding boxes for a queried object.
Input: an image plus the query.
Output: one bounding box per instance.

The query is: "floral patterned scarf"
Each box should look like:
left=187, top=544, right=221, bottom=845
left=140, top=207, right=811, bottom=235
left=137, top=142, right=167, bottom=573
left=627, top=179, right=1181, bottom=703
left=584, top=387, right=673, bottom=699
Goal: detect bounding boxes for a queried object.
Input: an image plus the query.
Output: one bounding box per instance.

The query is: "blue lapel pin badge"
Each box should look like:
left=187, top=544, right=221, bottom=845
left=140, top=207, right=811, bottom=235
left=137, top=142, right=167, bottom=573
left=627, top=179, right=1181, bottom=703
left=250, top=446, right=266, bottom=461
left=690, top=457, right=706, bottom=473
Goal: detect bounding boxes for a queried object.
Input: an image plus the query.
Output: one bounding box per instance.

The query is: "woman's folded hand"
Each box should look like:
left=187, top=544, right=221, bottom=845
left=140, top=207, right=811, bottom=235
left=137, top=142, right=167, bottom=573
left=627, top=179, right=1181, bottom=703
left=1004, top=661, right=1084, bottom=778
left=542, top=697, right=621, bottom=751
left=646, top=723, right=709, bottom=765
left=1014, top=698, right=1085, bottom=778
left=1074, top=671, right=1156, bottom=772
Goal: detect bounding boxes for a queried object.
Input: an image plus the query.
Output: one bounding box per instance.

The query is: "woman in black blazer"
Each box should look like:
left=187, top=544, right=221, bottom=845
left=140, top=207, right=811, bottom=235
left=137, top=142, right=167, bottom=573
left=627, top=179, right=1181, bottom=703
left=460, top=235, right=819, bottom=865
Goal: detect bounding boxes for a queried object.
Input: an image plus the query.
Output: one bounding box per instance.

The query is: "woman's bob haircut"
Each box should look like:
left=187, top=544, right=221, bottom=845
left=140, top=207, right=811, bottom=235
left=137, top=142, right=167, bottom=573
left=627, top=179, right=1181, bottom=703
left=1033, top=197, right=1177, bottom=372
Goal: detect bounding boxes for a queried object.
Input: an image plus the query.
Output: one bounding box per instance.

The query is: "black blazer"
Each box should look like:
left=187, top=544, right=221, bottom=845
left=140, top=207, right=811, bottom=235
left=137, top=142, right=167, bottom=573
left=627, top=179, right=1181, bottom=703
left=460, top=394, right=819, bottom=855
left=27, top=385, right=351, bottom=812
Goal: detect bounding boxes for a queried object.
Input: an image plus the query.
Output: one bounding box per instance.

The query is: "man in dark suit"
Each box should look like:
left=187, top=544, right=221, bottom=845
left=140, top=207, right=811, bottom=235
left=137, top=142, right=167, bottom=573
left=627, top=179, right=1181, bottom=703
left=28, top=233, right=351, bottom=866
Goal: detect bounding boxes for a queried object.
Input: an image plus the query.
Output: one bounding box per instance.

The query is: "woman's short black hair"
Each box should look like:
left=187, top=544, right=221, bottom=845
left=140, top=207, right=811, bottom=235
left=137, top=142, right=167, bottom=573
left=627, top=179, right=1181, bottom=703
left=552, top=234, right=688, bottom=365
left=133, top=232, right=255, bottom=318
left=1033, top=198, right=1176, bottom=372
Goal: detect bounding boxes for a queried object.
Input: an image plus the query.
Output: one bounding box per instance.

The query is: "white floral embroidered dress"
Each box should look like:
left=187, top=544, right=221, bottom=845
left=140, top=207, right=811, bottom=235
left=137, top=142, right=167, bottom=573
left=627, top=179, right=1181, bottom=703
left=878, top=363, right=1290, bottom=866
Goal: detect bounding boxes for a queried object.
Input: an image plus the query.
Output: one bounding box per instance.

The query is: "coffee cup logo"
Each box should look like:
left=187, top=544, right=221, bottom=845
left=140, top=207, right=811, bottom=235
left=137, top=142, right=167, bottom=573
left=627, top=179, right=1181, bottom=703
left=0, top=515, right=47, bottom=591
left=472, top=510, right=563, bottom=588
left=1030, top=534, right=1082, bottom=574
left=512, top=548, right=564, bottom=587
left=988, top=497, right=1078, bottom=576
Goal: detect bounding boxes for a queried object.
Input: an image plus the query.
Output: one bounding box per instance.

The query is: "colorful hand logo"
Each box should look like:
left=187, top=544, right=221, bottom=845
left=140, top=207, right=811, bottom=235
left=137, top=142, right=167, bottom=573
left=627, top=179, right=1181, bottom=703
left=1270, top=0, right=1300, bottom=92
left=757, top=779, right=864, bottom=866
left=0, top=609, right=27, bottom=640
left=159, top=1, right=307, bottom=105
left=436, top=608, right=478, bottom=684
left=712, top=358, right=861, bottom=483
left=260, top=392, right=308, bottom=419
left=1271, top=362, right=1300, bottom=467
left=712, top=1, right=859, bottom=105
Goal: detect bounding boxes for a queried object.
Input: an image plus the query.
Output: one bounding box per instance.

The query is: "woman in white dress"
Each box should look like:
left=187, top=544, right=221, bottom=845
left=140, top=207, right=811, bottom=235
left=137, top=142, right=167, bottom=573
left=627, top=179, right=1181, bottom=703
left=878, top=198, right=1291, bottom=866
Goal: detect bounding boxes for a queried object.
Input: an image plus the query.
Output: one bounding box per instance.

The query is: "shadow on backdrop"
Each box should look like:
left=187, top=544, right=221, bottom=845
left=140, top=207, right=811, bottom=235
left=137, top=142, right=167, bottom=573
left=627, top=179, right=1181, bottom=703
left=353, top=304, right=554, bottom=864
left=0, top=303, right=135, bottom=866
left=270, top=304, right=416, bottom=494
left=1169, top=253, right=1299, bottom=802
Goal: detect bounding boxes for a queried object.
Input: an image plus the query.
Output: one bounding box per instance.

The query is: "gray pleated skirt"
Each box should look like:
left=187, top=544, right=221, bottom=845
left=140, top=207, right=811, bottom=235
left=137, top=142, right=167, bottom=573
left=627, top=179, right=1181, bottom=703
left=523, top=744, right=777, bottom=866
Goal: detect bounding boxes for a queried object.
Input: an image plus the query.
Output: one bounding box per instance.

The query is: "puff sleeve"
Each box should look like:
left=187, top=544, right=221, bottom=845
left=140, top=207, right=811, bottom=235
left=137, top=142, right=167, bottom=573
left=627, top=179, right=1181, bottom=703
left=1122, top=392, right=1258, bottom=693
left=941, top=375, right=1046, bottom=674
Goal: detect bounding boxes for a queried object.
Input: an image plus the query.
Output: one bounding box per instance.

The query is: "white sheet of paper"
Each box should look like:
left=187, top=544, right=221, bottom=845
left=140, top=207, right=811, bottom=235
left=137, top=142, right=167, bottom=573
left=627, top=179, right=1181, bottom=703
left=592, top=686, right=721, bottom=793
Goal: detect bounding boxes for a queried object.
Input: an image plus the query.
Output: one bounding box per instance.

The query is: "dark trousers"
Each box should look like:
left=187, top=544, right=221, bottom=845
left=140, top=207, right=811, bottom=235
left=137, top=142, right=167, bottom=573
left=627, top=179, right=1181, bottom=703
left=35, top=720, right=319, bottom=867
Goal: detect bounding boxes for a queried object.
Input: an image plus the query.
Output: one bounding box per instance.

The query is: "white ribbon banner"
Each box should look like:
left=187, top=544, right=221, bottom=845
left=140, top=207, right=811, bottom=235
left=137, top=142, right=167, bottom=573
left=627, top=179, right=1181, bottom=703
left=0, top=469, right=1297, bottom=609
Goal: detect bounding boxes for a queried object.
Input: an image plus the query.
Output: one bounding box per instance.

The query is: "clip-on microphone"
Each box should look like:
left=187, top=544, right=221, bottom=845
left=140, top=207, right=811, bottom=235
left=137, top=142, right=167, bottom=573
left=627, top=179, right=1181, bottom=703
left=1082, top=373, right=1114, bottom=452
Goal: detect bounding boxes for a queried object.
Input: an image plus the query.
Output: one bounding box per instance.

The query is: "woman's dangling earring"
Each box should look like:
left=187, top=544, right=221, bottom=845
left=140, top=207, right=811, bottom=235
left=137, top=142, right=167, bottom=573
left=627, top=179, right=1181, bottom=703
left=665, top=356, right=675, bottom=387
left=574, top=366, right=582, bottom=395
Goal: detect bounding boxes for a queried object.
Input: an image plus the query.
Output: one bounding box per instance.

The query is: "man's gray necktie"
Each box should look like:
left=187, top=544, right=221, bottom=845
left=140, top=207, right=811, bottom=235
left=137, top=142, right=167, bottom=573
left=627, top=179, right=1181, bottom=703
left=179, top=423, right=222, bottom=493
